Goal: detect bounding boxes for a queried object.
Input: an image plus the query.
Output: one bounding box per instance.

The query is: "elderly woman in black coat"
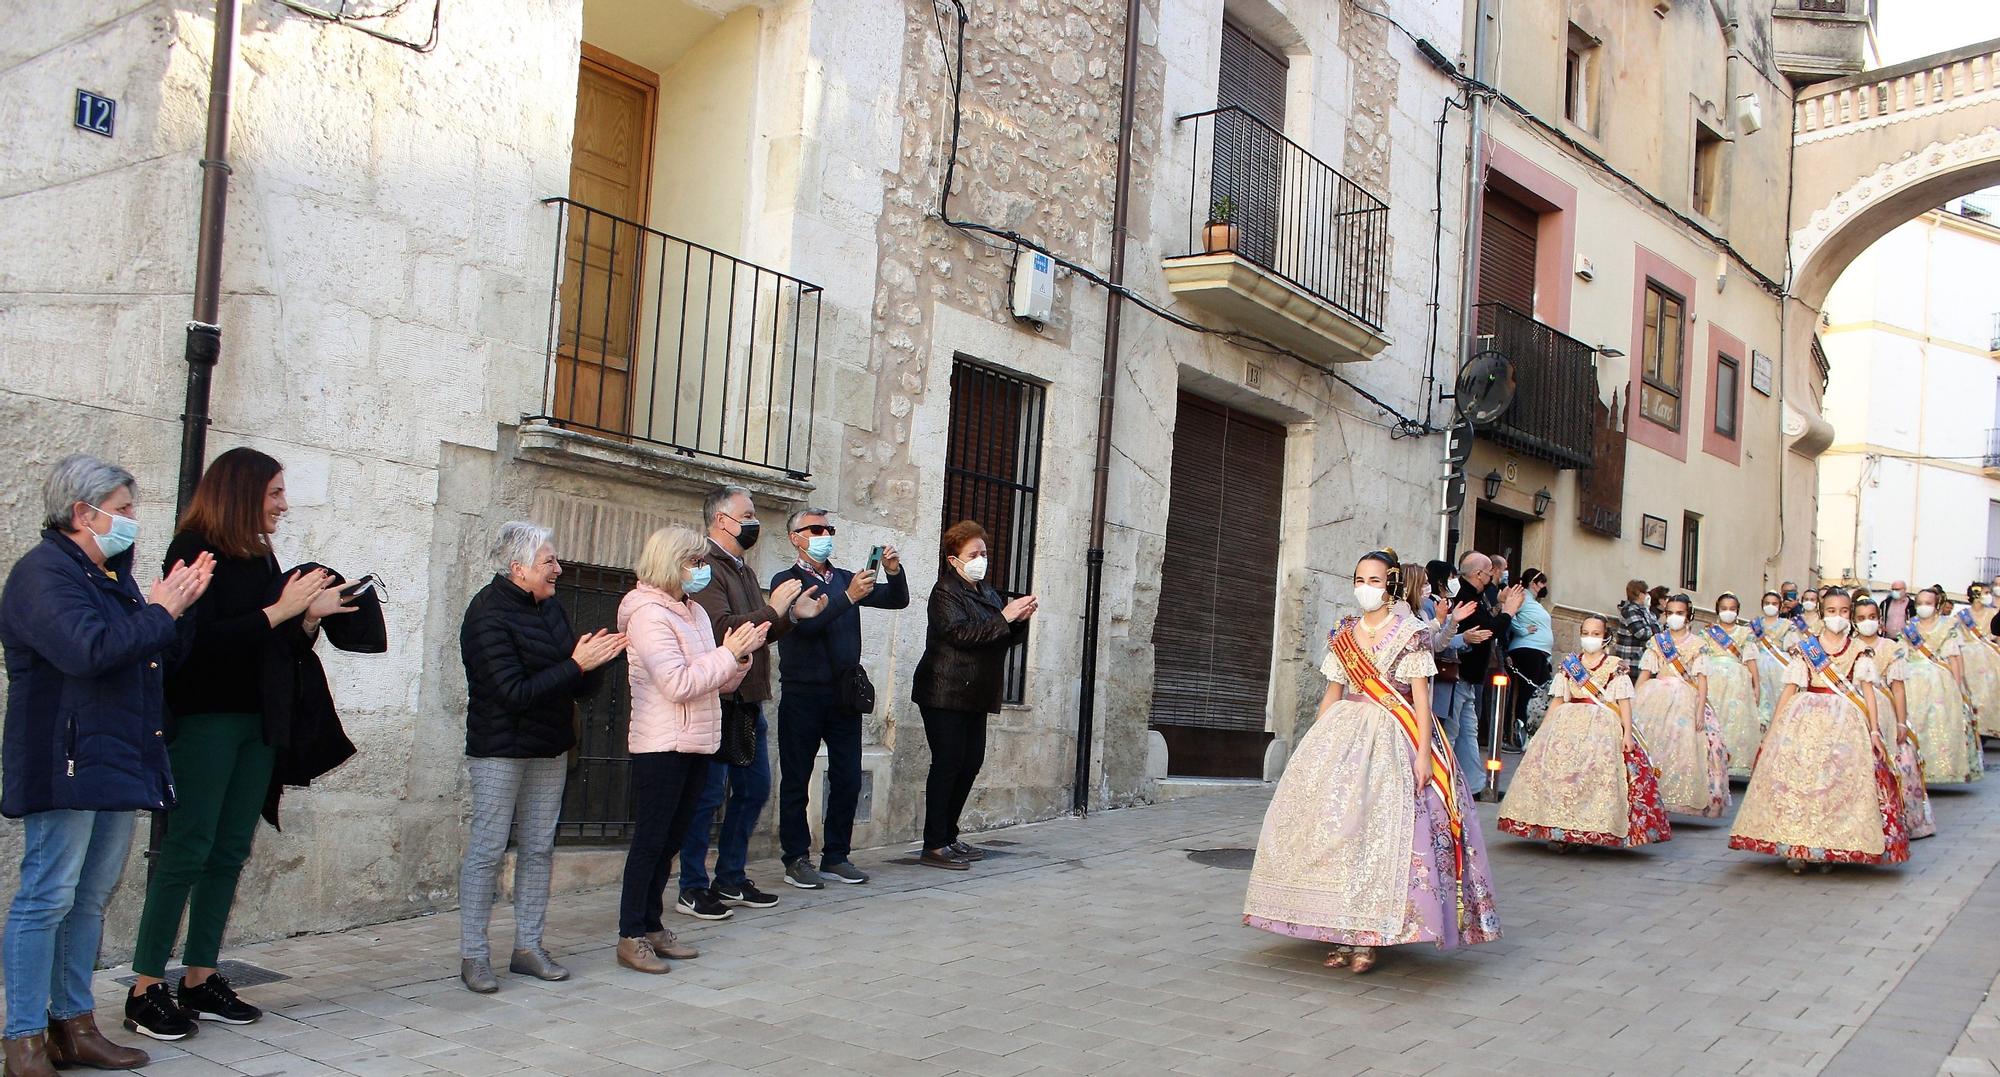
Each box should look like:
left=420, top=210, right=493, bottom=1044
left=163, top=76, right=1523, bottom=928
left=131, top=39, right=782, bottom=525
left=910, top=520, right=1037, bottom=870
left=455, top=522, right=626, bottom=994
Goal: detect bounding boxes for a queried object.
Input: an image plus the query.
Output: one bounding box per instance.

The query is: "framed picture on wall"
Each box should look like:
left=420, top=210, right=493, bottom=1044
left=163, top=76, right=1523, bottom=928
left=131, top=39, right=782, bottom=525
left=1640, top=514, right=1669, bottom=550
left=1751, top=351, right=1774, bottom=396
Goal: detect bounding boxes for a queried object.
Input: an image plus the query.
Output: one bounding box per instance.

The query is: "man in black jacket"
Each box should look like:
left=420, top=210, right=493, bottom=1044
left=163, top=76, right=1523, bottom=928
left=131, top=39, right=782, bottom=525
left=1440, top=551, right=1521, bottom=794
left=769, top=509, right=908, bottom=889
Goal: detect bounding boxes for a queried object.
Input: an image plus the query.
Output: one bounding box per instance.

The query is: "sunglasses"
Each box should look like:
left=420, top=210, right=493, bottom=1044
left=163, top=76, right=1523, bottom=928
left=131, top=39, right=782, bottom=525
left=791, top=524, right=836, bottom=536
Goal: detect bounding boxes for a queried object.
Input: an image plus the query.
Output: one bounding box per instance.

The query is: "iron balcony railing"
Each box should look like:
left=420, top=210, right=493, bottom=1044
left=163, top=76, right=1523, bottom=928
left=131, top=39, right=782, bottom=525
left=533, top=197, right=823, bottom=478
left=1989, top=311, right=2000, bottom=352
left=1174, top=106, right=1389, bottom=331
left=1986, top=427, right=2000, bottom=470
left=1980, top=556, right=2000, bottom=583
left=1472, top=303, right=1598, bottom=469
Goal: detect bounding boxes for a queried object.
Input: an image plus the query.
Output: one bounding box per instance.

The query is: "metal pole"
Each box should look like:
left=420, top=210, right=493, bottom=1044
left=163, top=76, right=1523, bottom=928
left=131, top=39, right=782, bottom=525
left=1444, top=0, right=1496, bottom=561
left=156, top=0, right=239, bottom=877
left=1073, top=0, right=1143, bottom=816
left=1478, top=672, right=1508, bottom=801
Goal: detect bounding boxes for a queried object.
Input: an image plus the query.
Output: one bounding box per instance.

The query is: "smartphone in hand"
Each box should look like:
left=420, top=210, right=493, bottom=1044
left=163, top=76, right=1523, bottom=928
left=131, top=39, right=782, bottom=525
left=866, top=546, right=884, bottom=572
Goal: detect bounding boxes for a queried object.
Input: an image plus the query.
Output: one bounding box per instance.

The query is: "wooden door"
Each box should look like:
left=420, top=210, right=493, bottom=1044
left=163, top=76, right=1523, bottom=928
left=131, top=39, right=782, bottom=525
left=555, top=45, right=656, bottom=438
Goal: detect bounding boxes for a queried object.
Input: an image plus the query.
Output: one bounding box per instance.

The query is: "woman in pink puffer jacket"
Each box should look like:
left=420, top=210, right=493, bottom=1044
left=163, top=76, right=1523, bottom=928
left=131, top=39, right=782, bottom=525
left=612, top=526, right=764, bottom=973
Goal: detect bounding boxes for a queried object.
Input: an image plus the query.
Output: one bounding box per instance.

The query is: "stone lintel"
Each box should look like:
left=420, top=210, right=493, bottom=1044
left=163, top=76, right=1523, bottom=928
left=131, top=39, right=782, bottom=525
left=516, top=422, right=816, bottom=504
left=1160, top=253, right=1391, bottom=364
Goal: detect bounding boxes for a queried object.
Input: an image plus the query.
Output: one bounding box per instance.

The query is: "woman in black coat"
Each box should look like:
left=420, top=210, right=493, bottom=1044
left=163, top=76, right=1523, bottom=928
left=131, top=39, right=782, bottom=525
left=454, top=521, right=625, bottom=993
left=910, top=521, right=1037, bottom=870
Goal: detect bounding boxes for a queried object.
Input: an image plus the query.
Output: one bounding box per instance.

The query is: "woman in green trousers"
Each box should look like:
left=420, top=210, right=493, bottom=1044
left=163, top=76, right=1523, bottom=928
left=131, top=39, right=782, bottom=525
left=122, top=449, right=354, bottom=1041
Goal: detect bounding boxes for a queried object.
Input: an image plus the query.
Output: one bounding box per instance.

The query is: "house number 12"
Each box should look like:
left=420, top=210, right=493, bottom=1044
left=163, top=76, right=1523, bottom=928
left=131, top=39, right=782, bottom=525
left=74, top=90, right=115, bottom=137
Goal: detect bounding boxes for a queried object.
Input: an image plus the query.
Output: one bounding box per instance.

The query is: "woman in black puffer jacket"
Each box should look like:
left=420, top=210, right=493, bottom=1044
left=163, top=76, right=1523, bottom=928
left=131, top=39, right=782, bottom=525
left=910, top=520, right=1037, bottom=871
left=454, top=521, right=626, bottom=993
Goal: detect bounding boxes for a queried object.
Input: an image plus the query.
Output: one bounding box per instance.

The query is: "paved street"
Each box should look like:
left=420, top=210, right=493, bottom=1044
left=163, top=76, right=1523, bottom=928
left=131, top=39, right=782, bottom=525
left=92, top=752, right=2000, bottom=1077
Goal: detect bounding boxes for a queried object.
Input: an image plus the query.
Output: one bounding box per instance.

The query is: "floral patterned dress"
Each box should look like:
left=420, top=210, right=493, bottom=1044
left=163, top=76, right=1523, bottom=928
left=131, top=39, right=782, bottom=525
left=1750, top=616, right=1795, bottom=724
left=1244, top=613, right=1502, bottom=950
left=1705, top=623, right=1763, bottom=779
left=1633, top=633, right=1732, bottom=817
left=1953, top=607, right=2000, bottom=737
left=1870, top=637, right=1936, bottom=840
left=1728, top=640, right=1909, bottom=865
left=1498, top=656, right=1670, bottom=848
left=1906, top=618, right=1982, bottom=785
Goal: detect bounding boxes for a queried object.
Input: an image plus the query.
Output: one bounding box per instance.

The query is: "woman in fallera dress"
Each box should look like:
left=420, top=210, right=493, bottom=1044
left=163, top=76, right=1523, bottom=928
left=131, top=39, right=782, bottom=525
left=1498, top=615, right=1671, bottom=849
left=1796, top=589, right=1824, bottom=636
left=1954, top=582, right=2000, bottom=738
left=1903, top=587, right=1983, bottom=785
left=1749, top=590, right=1794, bottom=726
left=1243, top=551, right=1501, bottom=974
left=1704, top=593, right=1762, bottom=780
left=1632, top=595, right=1731, bottom=817
left=1728, top=589, right=1909, bottom=873
left=1856, top=597, right=1935, bottom=839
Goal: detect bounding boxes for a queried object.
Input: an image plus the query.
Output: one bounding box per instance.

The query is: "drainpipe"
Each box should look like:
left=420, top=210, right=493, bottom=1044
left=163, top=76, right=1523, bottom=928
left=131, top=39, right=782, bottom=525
left=176, top=0, right=240, bottom=516
left=1072, top=0, right=1143, bottom=816
left=155, top=0, right=239, bottom=878
left=1444, top=0, right=1495, bottom=559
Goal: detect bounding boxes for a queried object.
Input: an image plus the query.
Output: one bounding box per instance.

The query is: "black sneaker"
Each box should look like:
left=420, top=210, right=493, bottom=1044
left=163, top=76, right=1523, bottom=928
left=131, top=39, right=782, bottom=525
left=712, top=881, right=779, bottom=909
left=180, top=974, right=262, bottom=1025
left=123, top=983, right=198, bottom=1041
left=674, top=888, right=734, bottom=921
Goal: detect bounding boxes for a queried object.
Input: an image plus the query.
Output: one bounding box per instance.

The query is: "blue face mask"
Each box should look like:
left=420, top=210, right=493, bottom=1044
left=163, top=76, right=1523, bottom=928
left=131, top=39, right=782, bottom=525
left=89, top=504, right=139, bottom=560
left=684, top=564, right=712, bottom=595
left=807, top=536, right=835, bottom=563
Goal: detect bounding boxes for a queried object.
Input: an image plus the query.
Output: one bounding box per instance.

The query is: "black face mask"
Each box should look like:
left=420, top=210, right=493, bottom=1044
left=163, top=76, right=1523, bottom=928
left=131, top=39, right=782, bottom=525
left=735, top=519, right=761, bottom=549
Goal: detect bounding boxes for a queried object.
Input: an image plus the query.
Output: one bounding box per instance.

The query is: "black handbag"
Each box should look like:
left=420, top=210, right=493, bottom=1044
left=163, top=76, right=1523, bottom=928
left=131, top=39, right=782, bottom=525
left=835, top=665, right=876, bottom=715
left=718, top=697, right=758, bottom=767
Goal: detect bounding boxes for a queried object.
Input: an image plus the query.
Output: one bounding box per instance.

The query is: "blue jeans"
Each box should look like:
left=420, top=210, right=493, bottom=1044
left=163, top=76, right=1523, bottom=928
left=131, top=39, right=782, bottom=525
left=4, top=810, right=134, bottom=1038
left=679, top=709, right=771, bottom=894
left=1432, top=680, right=1485, bottom=794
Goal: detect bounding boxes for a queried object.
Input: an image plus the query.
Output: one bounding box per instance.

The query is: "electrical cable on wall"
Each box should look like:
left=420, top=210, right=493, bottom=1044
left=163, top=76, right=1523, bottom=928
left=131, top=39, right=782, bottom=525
left=271, top=0, right=439, bottom=52
left=925, top=0, right=1439, bottom=439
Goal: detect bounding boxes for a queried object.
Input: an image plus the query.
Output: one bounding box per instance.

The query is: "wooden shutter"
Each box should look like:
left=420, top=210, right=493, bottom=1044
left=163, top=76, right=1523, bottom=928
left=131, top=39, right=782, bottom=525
left=1214, top=20, right=1288, bottom=271
left=1150, top=394, right=1284, bottom=735
left=1577, top=385, right=1628, bottom=537
left=1478, top=191, right=1538, bottom=314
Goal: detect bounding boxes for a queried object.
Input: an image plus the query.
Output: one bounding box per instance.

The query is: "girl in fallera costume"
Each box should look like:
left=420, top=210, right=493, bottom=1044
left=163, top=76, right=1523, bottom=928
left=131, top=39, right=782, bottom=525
left=1243, top=550, right=1501, bottom=974
left=1796, top=589, right=1824, bottom=636
left=1498, top=615, right=1671, bottom=849
left=1904, top=587, right=1983, bottom=785
left=1728, top=589, right=1910, bottom=873
left=1954, top=582, right=2000, bottom=738
left=1632, top=595, right=1731, bottom=817
left=1704, top=593, right=1763, bottom=780
left=1856, top=597, right=1935, bottom=840
left=1749, top=590, right=1794, bottom=726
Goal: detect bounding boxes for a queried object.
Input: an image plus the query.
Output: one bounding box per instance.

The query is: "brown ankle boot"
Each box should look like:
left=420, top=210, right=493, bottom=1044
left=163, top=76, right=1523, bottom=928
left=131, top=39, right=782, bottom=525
left=2, top=1033, right=57, bottom=1077
left=48, top=1013, right=147, bottom=1070
left=615, top=936, right=670, bottom=974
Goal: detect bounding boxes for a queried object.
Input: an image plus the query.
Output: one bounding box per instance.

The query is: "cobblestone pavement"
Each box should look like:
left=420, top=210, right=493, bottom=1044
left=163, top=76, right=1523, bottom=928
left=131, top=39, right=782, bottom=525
left=91, top=751, right=2000, bottom=1077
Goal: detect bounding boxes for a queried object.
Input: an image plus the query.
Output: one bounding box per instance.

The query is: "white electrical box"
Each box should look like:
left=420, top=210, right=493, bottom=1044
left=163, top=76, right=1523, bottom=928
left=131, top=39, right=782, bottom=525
left=1011, top=249, right=1054, bottom=325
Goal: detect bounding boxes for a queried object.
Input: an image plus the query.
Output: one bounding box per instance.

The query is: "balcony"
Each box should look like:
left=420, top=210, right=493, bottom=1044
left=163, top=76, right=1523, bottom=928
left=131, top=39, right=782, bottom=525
left=1162, top=107, right=1390, bottom=364
left=1773, top=0, right=1873, bottom=87
left=1472, top=303, right=1597, bottom=469
left=1986, top=427, right=2000, bottom=472
left=1989, top=311, right=1999, bottom=353
left=528, top=197, right=823, bottom=479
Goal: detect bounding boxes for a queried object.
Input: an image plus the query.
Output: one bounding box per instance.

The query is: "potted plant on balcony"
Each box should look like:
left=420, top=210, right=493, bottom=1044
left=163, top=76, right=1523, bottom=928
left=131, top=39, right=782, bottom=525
left=1203, top=195, right=1239, bottom=254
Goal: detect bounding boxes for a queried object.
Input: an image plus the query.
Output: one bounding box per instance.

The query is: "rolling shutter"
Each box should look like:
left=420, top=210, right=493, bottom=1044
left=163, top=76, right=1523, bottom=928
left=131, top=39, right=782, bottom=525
left=1214, top=20, right=1288, bottom=271
left=1478, top=190, right=1538, bottom=315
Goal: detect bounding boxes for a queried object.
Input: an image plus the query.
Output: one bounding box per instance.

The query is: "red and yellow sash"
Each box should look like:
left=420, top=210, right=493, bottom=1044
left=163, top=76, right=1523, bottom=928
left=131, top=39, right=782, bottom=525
left=1330, top=624, right=1466, bottom=916
left=1748, top=619, right=1791, bottom=666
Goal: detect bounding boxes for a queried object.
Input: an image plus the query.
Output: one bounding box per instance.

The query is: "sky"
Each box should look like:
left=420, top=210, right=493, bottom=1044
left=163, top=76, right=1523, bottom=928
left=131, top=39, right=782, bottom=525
left=1872, top=0, right=2000, bottom=65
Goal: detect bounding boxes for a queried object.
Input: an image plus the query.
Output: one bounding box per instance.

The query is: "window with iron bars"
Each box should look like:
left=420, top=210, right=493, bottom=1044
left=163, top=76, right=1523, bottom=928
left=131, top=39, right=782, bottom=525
left=942, top=358, right=1046, bottom=705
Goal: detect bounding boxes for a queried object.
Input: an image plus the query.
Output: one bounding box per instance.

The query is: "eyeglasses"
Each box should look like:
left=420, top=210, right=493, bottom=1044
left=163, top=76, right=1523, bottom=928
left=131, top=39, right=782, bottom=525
left=791, top=524, right=836, bottom=537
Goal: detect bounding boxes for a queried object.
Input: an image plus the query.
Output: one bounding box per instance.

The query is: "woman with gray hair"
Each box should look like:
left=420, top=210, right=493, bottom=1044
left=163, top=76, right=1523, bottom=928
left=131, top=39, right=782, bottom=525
left=2, top=455, right=213, bottom=1074
left=454, top=521, right=627, bottom=993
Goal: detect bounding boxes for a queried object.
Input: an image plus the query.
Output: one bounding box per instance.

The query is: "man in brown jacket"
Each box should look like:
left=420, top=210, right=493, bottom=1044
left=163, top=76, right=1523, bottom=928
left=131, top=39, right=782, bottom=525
left=675, top=485, right=822, bottom=921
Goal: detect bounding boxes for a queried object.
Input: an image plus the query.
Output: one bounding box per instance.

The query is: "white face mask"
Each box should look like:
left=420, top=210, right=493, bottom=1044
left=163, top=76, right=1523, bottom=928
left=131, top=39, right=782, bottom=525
left=1889, top=589, right=1903, bottom=600
left=1856, top=619, right=1880, bottom=637
left=1918, top=603, right=1937, bottom=619
left=1762, top=603, right=1780, bottom=618
left=1353, top=584, right=1387, bottom=613
left=1446, top=577, right=1460, bottom=597
left=1579, top=635, right=1605, bottom=653
left=1823, top=615, right=1851, bottom=635
left=960, top=555, right=988, bottom=582
left=1985, top=595, right=1996, bottom=609
left=1665, top=613, right=1687, bottom=632
left=1719, top=609, right=1738, bottom=624
left=1802, top=600, right=1819, bottom=612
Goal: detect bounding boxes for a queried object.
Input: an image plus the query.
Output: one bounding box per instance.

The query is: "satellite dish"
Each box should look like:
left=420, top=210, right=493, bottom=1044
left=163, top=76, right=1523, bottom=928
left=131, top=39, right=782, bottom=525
left=1455, top=350, right=1516, bottom=426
